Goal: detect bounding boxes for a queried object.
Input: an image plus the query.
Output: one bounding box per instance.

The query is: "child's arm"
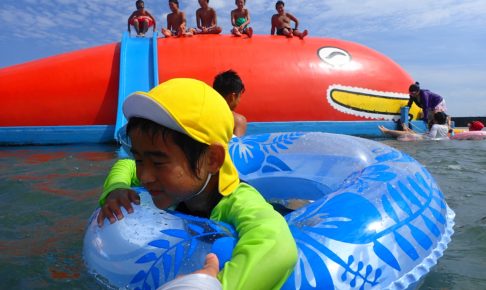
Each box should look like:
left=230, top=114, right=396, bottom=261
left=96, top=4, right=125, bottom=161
left=206, top=8, right=217, bottom=29
left=97, top=159, right=140, bottom=226
left=180, top=11, right=187, bottom=30
left=211, top=184, right=297, bottom=290
left=146, top=10, right=157, bottom=31
left=270, top=15, right=277, bottom=35
left=196, top=10, right=203, bottom=29
left=211, top=8, right=218, bottom=29
left=99, top=159, right=139, bottom=205
left=166, top=14, right=173, bottom=31
left=230, top=10, right=237, bottom=27
left=240, top=9, right=251, bottom=28
left=287, top=12, right=299, bottom=29
left=127, top=12, right=136, bottom=32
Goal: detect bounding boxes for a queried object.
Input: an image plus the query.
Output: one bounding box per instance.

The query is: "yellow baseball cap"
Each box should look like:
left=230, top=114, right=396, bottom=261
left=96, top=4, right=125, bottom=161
left=123, top=78, right=239, bottom=196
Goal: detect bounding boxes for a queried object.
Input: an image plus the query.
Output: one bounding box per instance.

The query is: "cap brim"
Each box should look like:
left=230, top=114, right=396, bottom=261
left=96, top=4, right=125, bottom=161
left=123, top=92, right=187, bottom=135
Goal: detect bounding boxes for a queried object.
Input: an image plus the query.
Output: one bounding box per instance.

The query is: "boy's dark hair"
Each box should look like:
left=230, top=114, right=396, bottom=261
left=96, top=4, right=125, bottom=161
left=434, top=112, right=447, bottom=125
left=136, top=0, right=144, bottom=7
left=409, top=81, right=420, bottom=93
left=169, top=0, right=179, bottom=7
left=126, top=117, right=208, bottom=178
left=213, top=70, right=245, bottom=98
left=276, top=1, right=285, bottom=8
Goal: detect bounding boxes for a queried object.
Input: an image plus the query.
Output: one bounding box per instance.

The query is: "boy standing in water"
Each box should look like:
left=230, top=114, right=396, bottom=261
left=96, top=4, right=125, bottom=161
left=213, top=70, right=247, bottom=137
left=127, top=0, right=157, bottom=37
left=271, top=1, right=308, bottom=39
left=231, top=0, right=253, bottom=37
left=195, top=0, right=222, bottom=34
left=161, top=0, right=195, bottom=37
left=97, top=78, right=297, bottom=289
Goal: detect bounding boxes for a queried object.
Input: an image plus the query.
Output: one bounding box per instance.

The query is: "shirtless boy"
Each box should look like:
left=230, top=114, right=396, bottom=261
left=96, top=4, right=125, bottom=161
left=161, top=0, right=195, bottom=37
left=127, top=0, right=156, bottom=37
left=213, top=70, right=247, bottom=137
left=195, top=0, right=222, bottom=34
left=231, top=0, right=253, bottom=38
left=271, top=1, right=308, bottom=39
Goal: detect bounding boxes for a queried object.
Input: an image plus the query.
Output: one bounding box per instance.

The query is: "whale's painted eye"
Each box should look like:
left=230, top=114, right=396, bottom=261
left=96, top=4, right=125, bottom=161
left=318, top=47, right=351, bottom=67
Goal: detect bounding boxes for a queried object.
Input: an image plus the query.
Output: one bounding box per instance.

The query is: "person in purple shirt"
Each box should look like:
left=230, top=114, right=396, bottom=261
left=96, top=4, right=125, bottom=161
left=407, top=82, right=448, bottom=127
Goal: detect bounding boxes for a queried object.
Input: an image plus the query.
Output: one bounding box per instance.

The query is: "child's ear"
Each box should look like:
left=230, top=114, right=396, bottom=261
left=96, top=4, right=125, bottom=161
left=207, top=144, right=225, bottom=173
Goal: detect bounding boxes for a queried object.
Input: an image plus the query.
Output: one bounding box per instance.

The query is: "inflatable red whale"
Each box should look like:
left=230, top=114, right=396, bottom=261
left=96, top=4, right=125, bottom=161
left=0, top=34, right=418, bottom=129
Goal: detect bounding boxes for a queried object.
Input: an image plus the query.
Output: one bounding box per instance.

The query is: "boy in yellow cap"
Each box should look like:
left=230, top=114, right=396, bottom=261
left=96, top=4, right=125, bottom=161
left=96, top=78, right=297, bottom=289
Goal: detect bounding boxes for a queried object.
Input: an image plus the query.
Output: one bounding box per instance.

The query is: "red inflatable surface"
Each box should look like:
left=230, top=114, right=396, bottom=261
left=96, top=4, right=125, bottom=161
left=0, top=35, right=417, bottom=127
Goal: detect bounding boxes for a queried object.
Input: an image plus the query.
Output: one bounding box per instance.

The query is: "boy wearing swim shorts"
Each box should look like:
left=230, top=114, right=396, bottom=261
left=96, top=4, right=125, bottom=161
left=271, top=1, right=308, bottom=39
left=127, top=0, right=156, bottom=37
left=97, top=79, right=297, bottom=289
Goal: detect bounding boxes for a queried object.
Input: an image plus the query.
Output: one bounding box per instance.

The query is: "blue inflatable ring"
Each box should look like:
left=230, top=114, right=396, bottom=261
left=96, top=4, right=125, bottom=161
left=83, top=132, right=455, bottom=289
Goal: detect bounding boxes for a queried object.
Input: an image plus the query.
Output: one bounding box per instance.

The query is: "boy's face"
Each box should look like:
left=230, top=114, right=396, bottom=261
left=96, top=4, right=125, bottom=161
left=276, top=3, right=284, bottom=14
left=236, top=0, right=244, bottom=9
left=169, top=1, right=178, bottom=12
left=129, top=128, right=210, bottom=209
left=198, top=0, right=208, bottom=8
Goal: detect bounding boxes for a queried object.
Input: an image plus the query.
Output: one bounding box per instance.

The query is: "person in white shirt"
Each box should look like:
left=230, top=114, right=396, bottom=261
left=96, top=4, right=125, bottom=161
left=379, top=112, right=450, bottom=140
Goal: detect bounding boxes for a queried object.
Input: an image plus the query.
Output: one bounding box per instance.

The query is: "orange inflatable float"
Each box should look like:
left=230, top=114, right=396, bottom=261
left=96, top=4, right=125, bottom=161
left=0, top=34, right=419, bottom=144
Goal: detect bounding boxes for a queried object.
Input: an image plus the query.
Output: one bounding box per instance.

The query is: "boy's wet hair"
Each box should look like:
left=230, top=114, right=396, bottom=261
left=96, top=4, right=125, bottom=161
left=276, top=1, right=285, bottom=8
left=169, top=0, right=179, bottom=7
left=213, top=70, right=245, bottom=98
left=434, top=112, right=447, bottom=125
left=126, top=117, right=209, bottom=178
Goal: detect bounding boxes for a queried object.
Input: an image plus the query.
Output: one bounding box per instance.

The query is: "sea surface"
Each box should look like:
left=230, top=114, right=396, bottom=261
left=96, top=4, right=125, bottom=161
left=0, top=138, right=485, bottom=290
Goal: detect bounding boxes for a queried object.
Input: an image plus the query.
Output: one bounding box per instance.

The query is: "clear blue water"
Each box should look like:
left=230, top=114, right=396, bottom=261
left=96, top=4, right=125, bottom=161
left=0, top=139, right=485, bottom=289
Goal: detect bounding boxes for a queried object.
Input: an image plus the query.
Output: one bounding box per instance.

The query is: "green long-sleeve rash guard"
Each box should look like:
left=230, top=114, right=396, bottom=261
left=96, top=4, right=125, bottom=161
left=99, top=159, right=298, bottom=290
left=99, top=159, right=140, bottom=206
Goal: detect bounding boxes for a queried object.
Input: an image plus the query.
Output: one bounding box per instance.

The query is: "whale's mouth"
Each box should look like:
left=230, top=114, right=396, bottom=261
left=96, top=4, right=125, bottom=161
left=326, top=84, right=419, bottom=120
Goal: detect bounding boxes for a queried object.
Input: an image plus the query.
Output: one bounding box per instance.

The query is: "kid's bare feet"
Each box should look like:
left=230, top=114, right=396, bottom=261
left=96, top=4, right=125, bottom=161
left=232, top=28, right=242, bottom=37
left=299, top=29, right=308, bottom=39
left=161, top=29, right=171, bottom=38
left=378, top=125, right=388, bottom=134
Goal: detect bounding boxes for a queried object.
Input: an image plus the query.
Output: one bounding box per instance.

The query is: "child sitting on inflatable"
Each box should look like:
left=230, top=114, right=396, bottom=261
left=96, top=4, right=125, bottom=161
left=271, top=1, right=308, bottom=39
left=231, top=0, right=253, bottom=37
left=162, top=0, right=195, bottom=37
left=127, top=0, right=157, bottom=37
left=379, top=111, right=449, bottom=140
left=195, top=0, right=222, bottom=34
left=96, top=78, right=297, bottom=290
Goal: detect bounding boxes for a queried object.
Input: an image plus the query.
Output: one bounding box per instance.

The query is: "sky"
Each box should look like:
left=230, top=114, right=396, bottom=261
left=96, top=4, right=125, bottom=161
left=1, top=0, right=485, bottom=117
